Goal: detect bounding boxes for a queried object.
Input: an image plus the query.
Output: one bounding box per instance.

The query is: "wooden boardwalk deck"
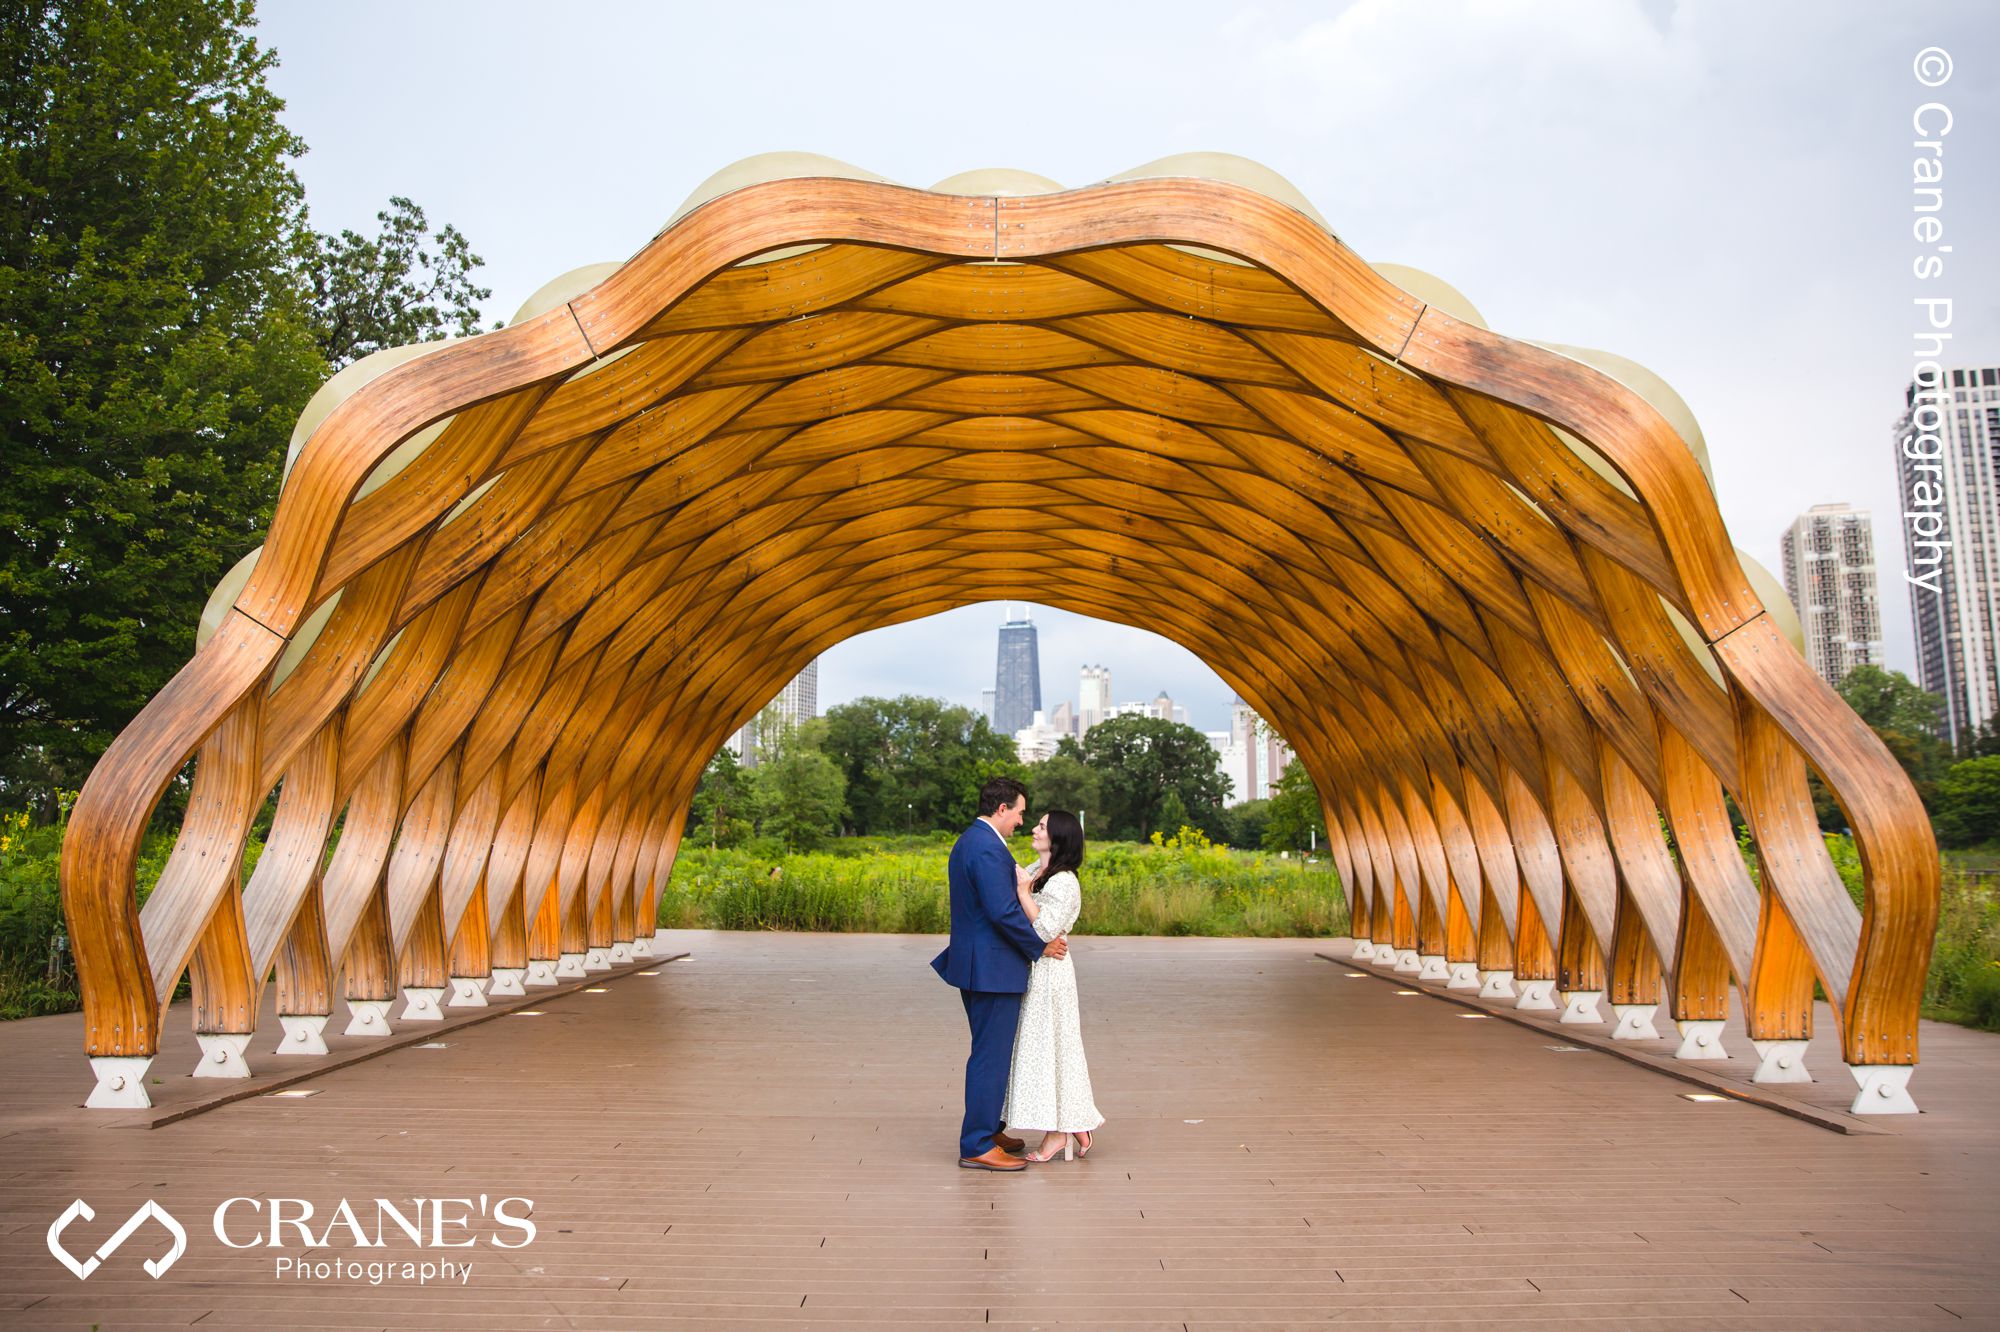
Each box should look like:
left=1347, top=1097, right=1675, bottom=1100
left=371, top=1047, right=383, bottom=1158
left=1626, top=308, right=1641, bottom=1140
left=3, top=930, right=1997, bottom=1328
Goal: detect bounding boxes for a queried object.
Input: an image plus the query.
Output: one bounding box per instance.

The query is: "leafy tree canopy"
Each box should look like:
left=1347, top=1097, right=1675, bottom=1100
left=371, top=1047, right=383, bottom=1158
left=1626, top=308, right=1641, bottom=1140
left=1077, top=713, right=1229, bottom=842
left=305, top=195, right=492, bottom=369
left=819, top=695, right=1018, bottom=833
left=0, top=0, right=491, bottom=809
left=1933, top=756, right=2000, bottom=850
left=0, top=0, right=324, bottom=801
left=1262, top=759, right=1327, bottom=853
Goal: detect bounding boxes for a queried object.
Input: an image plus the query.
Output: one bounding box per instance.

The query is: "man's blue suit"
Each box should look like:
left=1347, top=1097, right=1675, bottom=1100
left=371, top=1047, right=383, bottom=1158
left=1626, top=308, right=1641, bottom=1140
left=930, top=818, right=1050, bottom=1158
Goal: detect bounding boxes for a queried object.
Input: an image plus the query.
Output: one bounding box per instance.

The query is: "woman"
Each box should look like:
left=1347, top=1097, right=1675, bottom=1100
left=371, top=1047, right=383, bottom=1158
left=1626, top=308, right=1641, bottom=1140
left=1002, top=808, right=1104, bottom=1162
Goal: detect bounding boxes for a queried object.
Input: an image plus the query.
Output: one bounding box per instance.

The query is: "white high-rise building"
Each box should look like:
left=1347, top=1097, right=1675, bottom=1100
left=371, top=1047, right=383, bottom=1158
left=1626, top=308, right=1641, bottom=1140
left=1078, top=664, right=1111, bottom=734
left=1208, top=730, right=1248, bottom=805
left=1896, top=366, right=2000, bottom=747
left=733, top=657, right=819, bottom=766
left=1226, top=697, right=1294, bottom=802
left=1779, top=503, right=1883, bottom=688
left=1014, top=709, right=1068, bottom=765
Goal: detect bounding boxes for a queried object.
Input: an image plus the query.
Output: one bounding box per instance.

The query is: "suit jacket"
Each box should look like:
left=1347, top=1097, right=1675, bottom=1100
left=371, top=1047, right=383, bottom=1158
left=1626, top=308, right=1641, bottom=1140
left=929, top=819, right=1049, bottom=993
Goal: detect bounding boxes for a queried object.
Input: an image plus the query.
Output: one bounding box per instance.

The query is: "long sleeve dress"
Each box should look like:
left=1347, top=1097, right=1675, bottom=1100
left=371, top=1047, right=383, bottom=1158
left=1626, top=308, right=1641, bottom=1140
left=1002, top=870, right=1104, bottom=1134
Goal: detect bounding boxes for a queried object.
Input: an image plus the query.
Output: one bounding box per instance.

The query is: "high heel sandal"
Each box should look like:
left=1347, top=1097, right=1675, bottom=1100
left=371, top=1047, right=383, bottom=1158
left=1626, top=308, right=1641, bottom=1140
left=1075, top=1130, right=1093, bottom=1159
left=1024, top=1133, right=1072, bottom=1162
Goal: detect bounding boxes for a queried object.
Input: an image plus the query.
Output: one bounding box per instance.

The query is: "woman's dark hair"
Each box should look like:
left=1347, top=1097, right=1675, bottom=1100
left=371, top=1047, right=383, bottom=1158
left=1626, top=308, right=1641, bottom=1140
left=1031, top=809, right=1085, bottom=894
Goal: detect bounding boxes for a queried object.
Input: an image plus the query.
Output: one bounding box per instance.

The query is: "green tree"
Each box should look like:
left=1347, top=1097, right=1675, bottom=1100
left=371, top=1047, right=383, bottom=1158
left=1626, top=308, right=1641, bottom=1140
left=819, top=695, right=1018, bottom=833
left=0, top=0, right=327, bottom=805
left=749, top=714, right=846, bottom=852
left=1833, top=666, right=1953, bottom=809
left=1933, top=756, right=2000, bottom=850
left=1221, top=798, right=1271, bottom=850
left=688, top=747, right=752, bottom=849
left=1027, top=749, right=1101, bottom=821
left=1839, top=665, right=1945, bottom=737
left=1079, top=714, right=1229, bottom=842
left=1961, top=715, right=2000, bottom=761
left=1262, top=760, right=1327, bottom=853
left=305, top=195, right=492, bottom=369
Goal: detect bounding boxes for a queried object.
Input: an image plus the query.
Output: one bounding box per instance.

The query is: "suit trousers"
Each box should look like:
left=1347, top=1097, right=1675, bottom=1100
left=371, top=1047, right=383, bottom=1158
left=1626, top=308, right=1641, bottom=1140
left=958, top=988, right=1024, bottom=1158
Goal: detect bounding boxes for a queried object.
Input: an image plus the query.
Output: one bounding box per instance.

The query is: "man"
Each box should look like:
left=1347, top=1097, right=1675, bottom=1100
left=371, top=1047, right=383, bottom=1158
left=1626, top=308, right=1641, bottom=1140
left=930, top=775, right=1069, bottom=1169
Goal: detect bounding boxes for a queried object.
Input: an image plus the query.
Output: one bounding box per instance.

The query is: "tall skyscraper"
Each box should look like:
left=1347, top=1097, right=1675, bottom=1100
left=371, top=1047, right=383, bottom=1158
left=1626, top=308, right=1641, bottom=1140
left=1896, top=366, right=2000, bottom=747
left=732, top=657, right=819, bottom=767
left=1078, top=664, right=1111, bottom=734
left=993, top=607, right=1042, bottom=738
left=1779, top=503, right=1882, bottom=687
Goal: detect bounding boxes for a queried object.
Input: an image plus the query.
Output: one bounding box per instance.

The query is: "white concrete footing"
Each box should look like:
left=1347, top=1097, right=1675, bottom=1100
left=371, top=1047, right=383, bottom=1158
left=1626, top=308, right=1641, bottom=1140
left=343, top=998, right=394, bottom=1037
left=86, top=1056, right=153, bottom=1109
left=193, top=1032, right=253, bottom=1079
left=1847, top=1064, right=1918, bottom=1114
left=1751, top=1038, right=1813, bottom=1084
left=1350, top=939, right=1375, bottom=961
left=1393, top=948, right=1422, bottom=973
left=609, top=941, right=633, bottom=965
left=1610, top=1003, right=1661, bottom=1041
left=1558, top=989, right=1604, bottom=1024
left=582, top=947, right=611, bottom=971
left=555, top=952, right=587, bottom=979
left=275, top=1014, right=330, bottom=1055
left=630, top=935, right=655, bottom=958
left=1478, top=969, right=1516, bottom=999
left=399, top=987, right=446, bottom=1022
left=447, top=976, right=489, bottom=1008
left=488, top=967, right=527, bottom=996
left=1416, top=953, right=1449, bottom=981
left=1674, top=1018, right=1728, bottom=1060
left=524, top=959, right=559, bottom=986
left=1515, top=978, right=1557, bottom=1010
left=1370, top=944, right=1398, bottom=967
left=1446, top=961, right=1480, bottom=990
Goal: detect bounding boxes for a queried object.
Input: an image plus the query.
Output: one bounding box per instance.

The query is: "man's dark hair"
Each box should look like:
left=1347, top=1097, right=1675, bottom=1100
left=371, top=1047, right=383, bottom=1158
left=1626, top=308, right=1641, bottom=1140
left=977, top=775, right=1029, bottom=819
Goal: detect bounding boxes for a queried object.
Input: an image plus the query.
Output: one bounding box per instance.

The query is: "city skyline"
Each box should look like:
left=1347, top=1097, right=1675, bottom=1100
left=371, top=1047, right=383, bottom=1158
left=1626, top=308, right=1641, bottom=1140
left=819, top=604, right=1241, bottom=735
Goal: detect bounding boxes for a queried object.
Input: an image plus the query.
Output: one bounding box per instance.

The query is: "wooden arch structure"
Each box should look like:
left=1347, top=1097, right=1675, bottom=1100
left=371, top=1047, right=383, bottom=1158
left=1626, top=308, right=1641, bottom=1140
left=60, top=153, right=1938, bottom=1114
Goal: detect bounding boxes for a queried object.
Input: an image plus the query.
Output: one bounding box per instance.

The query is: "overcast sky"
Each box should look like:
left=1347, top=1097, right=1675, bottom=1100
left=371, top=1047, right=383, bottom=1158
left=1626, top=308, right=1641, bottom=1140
left=258, top=0, right=1998, bottom=732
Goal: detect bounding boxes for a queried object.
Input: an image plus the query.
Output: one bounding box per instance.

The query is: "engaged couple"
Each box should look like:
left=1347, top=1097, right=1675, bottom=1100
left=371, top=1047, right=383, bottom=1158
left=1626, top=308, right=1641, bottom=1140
left=930, top=776, right=1105, bottom=1170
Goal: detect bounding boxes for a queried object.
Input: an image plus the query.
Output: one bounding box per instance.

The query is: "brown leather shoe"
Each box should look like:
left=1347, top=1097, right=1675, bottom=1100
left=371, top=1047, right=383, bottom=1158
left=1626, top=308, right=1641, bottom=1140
left=958, top=1145, right=1028, bottom=1171
left=992, top=1129, right=1024, bottom=1153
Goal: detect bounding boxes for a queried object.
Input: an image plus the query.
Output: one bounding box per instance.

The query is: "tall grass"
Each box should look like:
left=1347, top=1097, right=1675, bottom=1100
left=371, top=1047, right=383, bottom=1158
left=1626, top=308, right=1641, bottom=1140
left=1924, top=852, right=2000, bottom=1030
left=657, top=832, right=1351, bottom=938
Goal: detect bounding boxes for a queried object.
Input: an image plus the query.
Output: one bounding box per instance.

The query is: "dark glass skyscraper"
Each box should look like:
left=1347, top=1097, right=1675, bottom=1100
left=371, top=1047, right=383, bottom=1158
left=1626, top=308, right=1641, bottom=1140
left=994, top=608, right=1041, bottom=737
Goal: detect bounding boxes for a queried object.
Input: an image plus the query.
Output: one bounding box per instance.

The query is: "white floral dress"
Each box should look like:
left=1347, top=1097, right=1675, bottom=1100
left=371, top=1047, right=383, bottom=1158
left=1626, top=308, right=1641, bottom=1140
left=1002, top=870, right=1104, bottom=1134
